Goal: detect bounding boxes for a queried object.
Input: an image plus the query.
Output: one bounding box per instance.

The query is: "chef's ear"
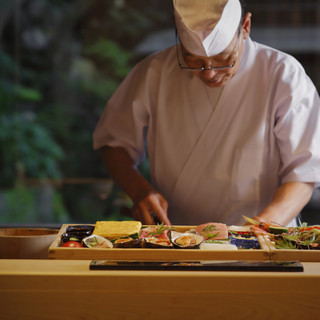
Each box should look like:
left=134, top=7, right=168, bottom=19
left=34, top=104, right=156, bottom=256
left=241, top=12, right=252, bottom=40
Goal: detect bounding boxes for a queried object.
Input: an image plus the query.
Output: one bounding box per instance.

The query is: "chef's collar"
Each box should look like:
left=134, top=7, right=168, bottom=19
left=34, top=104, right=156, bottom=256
left=174, top=0, right=242, bottom=56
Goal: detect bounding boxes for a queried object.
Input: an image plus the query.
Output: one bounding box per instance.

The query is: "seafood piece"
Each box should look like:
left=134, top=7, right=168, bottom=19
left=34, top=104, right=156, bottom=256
left=242, top=215, right=283, bottom=234
left=140, top=224, right=173, bottom=248
left=143, top=236, right=173, bottom=248
left=139, top=224, right=171, bottom=239
left=82, top=235, right=113, bottom=248
left=113, top=237, right=142, bottom=248
left=171, top=231, right=204, bottom=249
left=196, top=222, right=228, bottom=240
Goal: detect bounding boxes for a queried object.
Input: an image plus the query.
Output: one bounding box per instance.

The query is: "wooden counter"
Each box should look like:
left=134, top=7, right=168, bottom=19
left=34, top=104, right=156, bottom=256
left=0, top=259, right=319, bottom=320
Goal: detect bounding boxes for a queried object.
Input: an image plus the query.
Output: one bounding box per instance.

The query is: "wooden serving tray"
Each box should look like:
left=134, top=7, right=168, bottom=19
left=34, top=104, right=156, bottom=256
left=48, top=224, right=271, bottom=261
left=263, top=235, right=320, bottom=262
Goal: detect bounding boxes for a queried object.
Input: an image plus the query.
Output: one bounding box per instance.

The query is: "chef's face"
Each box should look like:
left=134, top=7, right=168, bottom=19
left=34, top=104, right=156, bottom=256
left=180, top=13, right=251, bottom=88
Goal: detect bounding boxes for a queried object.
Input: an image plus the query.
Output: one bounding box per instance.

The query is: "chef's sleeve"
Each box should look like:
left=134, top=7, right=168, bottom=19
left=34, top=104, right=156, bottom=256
left=274, top=61, right=320, bottom=188
left=93, top=62, right=152, bottom=166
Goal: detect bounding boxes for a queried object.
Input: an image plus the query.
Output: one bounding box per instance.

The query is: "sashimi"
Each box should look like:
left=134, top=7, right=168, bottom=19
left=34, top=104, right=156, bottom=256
left=196, top=222, right=228, bottom=240
left=139, top=225, right=170, bottom=239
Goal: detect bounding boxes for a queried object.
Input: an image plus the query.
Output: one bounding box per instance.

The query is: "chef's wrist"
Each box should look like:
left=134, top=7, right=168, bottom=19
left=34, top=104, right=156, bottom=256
left=131, top=184, right=159, bottom=206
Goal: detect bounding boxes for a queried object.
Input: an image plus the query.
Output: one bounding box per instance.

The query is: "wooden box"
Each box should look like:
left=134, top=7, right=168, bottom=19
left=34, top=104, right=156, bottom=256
left=263, top=235, right=320, bottom=262
left=0, top=228, right=59, bottom=259
left=48, top=224, right=271, bottom=261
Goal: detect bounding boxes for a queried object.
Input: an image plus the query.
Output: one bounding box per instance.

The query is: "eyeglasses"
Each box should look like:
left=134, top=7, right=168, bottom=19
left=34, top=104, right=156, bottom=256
left=176, top=26, right=241, bottom=72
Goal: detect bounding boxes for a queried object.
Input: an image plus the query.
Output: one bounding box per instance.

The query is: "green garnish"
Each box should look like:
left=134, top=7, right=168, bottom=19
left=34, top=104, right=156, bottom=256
left=148, top=223, right=171, bottom=237
left=203, top=225, right=217, bottom=232
left=242, top=215, right=259, bottom=225
left=203, top=232, right=220, bottom=239
left=205, top=239, right=231, bottom=244
left=200, top=225, right=221, bottom=239
left=273, top=228, right=320, bottom=249
left=299, top=222, right=308, bottom=228
left=85, top=236, right=99, bottom=247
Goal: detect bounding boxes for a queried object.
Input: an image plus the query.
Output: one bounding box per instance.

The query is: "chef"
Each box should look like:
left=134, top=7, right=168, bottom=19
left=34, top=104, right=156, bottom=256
left=93, top=0, right=320, bottom=226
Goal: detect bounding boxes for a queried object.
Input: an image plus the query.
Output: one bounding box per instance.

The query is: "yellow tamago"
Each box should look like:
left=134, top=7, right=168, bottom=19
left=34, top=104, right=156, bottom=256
left=93, top=221, right=142, bottom=240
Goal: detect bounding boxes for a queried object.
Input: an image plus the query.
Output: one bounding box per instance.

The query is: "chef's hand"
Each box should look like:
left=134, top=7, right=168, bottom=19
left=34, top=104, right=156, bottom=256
left=98, top=147, right=171, bottom=225
left=132, top=191, right=171, bottom=225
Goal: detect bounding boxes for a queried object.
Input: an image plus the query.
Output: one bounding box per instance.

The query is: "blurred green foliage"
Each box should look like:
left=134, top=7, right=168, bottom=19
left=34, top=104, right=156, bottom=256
left=0, top=0, right=173, bottom=224
left=0, top=113, right=64, bottom=187
left=0, top=183, right=69, bottom=223
left=84, top=39, right=132, bottom=79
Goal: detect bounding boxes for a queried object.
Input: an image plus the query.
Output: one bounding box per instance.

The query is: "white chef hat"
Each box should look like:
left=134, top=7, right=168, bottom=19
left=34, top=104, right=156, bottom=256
left=174, top=0, right=242, bottom=56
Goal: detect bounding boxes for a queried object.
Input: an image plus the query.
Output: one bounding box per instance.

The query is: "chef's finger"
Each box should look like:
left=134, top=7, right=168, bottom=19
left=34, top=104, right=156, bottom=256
left=159, top=197, right=170, bottom=225
left=140, top=204, right=155, bottom=225
left=153, top=206, right=171, bottom=226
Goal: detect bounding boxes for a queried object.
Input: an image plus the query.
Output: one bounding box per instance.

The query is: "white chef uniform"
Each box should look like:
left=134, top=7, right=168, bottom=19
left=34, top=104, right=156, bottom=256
left=93, top=37, right=320, bottom=226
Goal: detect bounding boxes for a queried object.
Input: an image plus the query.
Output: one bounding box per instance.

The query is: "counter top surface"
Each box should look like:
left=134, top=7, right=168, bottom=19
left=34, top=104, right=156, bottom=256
left=1, top=259, right=320, bottom=320
left=1, top=259, right=320, bottom=277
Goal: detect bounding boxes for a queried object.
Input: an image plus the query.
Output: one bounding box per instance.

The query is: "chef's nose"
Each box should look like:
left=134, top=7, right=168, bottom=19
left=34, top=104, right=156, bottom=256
left=201, top=66, right=217, bottom=78
left=201, top=60, right=217, bottom=72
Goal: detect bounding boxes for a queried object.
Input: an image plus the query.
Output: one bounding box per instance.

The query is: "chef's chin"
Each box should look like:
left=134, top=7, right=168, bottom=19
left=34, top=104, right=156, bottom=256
left=203, top=78, right=228, bottom=88
left=202, top=74, right=234, bottom=88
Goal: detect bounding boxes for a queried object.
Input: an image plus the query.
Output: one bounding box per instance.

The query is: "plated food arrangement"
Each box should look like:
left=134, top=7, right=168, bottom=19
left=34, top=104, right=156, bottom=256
left=59, top=221, right=260, bottom=250
left=48, top=217, right=320, bottom=261
left=243, top=216, right=320, bottom=250
left=241, top=216, right=320, bottom=262
left=270, top=225, right=320, bottom=250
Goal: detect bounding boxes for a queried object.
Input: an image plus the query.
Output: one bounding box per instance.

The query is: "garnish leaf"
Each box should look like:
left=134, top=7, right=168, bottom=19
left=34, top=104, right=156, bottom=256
left=203, top=232, right=220, bottom=239
left=149, top=223, right=171, bottom=237
left=242, top=215, right=259, bottom=225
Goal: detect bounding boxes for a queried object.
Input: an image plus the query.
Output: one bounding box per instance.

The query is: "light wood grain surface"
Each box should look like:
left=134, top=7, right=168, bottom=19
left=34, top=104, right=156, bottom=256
left=0, top=259, right=319, bottom=320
